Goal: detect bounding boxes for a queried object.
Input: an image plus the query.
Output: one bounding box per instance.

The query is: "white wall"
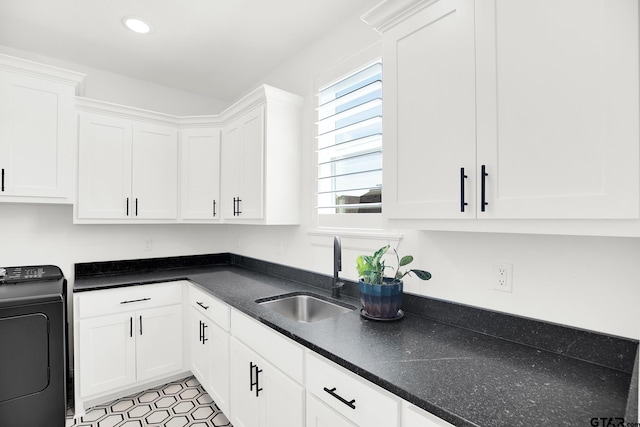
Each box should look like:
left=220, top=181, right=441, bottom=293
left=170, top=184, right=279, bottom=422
left=0, top=45, right=229, bottom=115
left=228, top=13, right=640, bottom=340
left=0, top=13, right=638, bottom=341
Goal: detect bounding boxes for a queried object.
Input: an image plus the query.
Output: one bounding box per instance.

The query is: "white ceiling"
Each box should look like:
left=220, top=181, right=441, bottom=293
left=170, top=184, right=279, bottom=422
left=0, top=0, right=378, bottom=102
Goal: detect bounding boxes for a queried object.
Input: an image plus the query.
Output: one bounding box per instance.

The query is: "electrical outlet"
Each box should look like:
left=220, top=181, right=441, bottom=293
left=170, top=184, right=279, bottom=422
left=494, top=263, right=512, bottom=293
left=144, top=239, right=153, bottom=252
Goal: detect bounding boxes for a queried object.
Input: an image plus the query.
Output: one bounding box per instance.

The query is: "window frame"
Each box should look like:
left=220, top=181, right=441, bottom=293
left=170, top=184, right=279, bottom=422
left=313, top=43, right=384, bottom=231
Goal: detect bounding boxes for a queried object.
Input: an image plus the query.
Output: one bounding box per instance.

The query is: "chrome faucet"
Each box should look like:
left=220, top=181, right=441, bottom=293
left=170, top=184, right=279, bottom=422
left=332, top=236, right=344, bottom=298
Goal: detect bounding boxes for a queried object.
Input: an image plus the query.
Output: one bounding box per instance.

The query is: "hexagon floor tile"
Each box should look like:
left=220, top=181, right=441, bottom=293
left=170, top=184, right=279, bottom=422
left=68, top=376, right=232, bottom=427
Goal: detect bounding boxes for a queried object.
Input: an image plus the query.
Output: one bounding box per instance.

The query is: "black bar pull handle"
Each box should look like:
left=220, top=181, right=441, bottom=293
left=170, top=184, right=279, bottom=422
left=126, top=197, right=129, bottom=216
left=135, top=198, right=139, bottom=216
left=481, top=165, right=488, bottom=212
left=249, top=362, right=256, bottom=392
left=196, top=301, right=209, bottom=310
left=139, top=315, right=142, bottom=335
left=199, top=320, right=203, bottom=343
left=120, top=297, right=151, bottom=304
left=213, top=200, right=217, bottom=217
left=129, top=317, right=133, bottom=337
left=323, top=387, right=356, bottom=409
left=1, top=168, right=4, bottom=191
left=202, top=323, right=208, bottom=343
left=460, top=167, right=468, bottom=212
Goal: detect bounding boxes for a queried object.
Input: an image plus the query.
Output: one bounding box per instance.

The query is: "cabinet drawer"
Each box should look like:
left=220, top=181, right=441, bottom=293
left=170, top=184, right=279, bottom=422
left=188, top=285, right=230, bottom=331
left=77, top=281, right=184, bottom=319
left=402, top=402, right=455, bottom=427
left=230, top=308, right=303, bottom=383
left=306, top=351, right=400, bottom=427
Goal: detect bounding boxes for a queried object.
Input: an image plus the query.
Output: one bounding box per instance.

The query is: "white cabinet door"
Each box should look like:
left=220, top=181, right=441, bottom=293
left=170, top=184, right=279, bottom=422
left=221, top=106, right=265, bottom=220
left=0, top=71, right=75, bottom=200
left=132, top=122, right=178, bottom=219
left=262, top=362, right=304, bottom=427
left=229, top=337, right=260, bottom=427
left=180, top=127, right=221, bottom=220
left=78, top=312, right=136, bottom=397
left=189, top=309, right=209, bottom=385
left=383, top=0, right=476, bottom=219
left=229, top=337, right=303, bottom=427
left=402, top=403, right=455, bottom=427
left=306, top=394, right=357, bottom=427
left=135, top=304, right=183, bottom=382
left=475, top=0, right=639, bottom=219
left=206, top=320, right=230, bottom=415
left=77, top=114, right=133, bottom=219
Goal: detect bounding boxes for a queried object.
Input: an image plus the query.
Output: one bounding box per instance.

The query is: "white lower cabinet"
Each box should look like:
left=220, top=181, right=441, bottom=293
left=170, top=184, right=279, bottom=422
left=74, top=282, right=184, bottom=412
left=306, top=393, right=357, bottom=427
left=306, top=351, right=400, bottom=427
left=229, top=337, right=304, bottom=427
left=188, top=285, right=230, bottom=414
left=402, top=401, right=455, bottom=427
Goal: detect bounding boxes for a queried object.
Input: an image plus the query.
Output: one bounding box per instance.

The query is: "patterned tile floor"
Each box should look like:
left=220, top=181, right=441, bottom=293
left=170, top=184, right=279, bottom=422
left=68, top=376, right=232, bottom=427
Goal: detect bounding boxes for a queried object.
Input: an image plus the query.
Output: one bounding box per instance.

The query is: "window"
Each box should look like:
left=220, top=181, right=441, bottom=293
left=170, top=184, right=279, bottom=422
left=316, top=60, right=382, bottom=215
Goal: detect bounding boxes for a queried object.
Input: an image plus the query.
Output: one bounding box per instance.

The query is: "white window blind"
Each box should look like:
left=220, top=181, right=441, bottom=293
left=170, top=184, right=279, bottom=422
left=316, top=60, right=382, bottom=215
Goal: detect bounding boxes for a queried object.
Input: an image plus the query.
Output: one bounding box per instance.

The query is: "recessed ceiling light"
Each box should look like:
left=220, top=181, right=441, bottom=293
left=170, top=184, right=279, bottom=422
left=122, top=17, right=152, bottom=34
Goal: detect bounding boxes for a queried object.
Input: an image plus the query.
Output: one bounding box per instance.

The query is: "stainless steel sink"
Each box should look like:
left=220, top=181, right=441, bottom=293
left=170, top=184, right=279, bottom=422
left=257, top=293, right=356, bottom=323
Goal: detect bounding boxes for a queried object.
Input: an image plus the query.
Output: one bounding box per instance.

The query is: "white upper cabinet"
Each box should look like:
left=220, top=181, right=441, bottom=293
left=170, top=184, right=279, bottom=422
left=131, top=122, right=178, bottom=219
left=364, top=0, right=639, bottom=221
left=76, top=84, right=301, bottom=225
left=221, top=86, right=303, bottom=224
left=221, top=106, right=265, bottom=220
left=180, top=127, right=221, bottom=221
left=0, top=55, right=84, bottom=203
left=475, top=0, right=639, bottom=219
left=76, top=101, right=179, bottom=222
left=379, top=0, right=476, bottom=219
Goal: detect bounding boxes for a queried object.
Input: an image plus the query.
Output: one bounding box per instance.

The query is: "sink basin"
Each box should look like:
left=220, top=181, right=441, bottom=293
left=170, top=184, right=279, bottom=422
left=257, top=293, right=356, bottom=323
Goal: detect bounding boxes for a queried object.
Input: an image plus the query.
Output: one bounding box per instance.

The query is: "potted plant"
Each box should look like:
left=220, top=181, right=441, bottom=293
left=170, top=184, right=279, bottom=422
left=356, top=245, right=431, bottom=320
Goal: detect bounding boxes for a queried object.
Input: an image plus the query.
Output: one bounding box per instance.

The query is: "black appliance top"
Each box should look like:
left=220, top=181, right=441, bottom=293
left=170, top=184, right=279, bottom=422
left=0, top=265, right=65, bottom=309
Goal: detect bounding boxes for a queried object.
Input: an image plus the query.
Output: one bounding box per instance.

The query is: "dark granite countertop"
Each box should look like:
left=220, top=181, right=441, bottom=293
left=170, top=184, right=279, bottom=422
left=74, top=261, right=635, bottom=427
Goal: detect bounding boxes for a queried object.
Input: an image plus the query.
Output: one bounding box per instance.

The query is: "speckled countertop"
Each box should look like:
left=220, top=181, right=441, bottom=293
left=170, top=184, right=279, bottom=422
left=74, top=263, right=634, bottom=427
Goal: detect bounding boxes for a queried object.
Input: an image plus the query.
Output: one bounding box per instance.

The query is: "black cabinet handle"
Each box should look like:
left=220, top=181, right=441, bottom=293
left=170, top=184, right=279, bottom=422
left=139, top=315, right=142, bottom=335
left=249, top=362, right=263, bottom=397
left=1, top=168, right=4, bottom=191
left=199, top=320, right=203, bottom=343
left=196, top=301, right=209, bottom=310
left=460, top=167, right=468, bottom=212
left=135, top=198, right=139, bottom=216
left=233, top=197, right=242, bottom=216
left=213, top=200, right=217, bottom=217
left=129, top=317, right=133, bottom=337
left=481, top=165, right=488, bottom=212
left=126, top=197, right=129, bottom=216
left=120, top=298, right=151, bottom=304
left=323, top=387, right=356, bottom=409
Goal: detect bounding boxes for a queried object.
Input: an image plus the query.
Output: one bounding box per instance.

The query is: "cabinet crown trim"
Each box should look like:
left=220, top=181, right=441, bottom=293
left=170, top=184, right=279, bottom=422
left=0, top=53, right=86, bottom=88
left=76, top=84, right=303, bottom=128
left=361, top=0, right=438, bottom=33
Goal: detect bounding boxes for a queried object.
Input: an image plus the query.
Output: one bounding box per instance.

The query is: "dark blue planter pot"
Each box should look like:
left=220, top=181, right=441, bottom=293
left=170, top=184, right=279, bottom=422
left=358, top=278, right=403, bottom=319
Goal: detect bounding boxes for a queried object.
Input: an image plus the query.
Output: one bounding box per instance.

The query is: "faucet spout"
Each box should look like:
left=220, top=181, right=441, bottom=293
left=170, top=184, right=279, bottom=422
left=332, top=236, right=344, bottom=298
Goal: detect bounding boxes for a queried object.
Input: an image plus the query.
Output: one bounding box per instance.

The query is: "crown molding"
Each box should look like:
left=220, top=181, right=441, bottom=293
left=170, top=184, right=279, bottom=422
left=361, top=0, right=439, bottom=33
left=75, top=97, right=181, bottom=127
left=0, top=53, right=85, bottom=90
left=76, top=84, right=303, bottom=129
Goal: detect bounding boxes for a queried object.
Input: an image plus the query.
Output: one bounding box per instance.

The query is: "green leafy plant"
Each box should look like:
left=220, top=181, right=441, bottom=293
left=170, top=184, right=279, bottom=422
left=356, top=245, right=431, bottom=285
